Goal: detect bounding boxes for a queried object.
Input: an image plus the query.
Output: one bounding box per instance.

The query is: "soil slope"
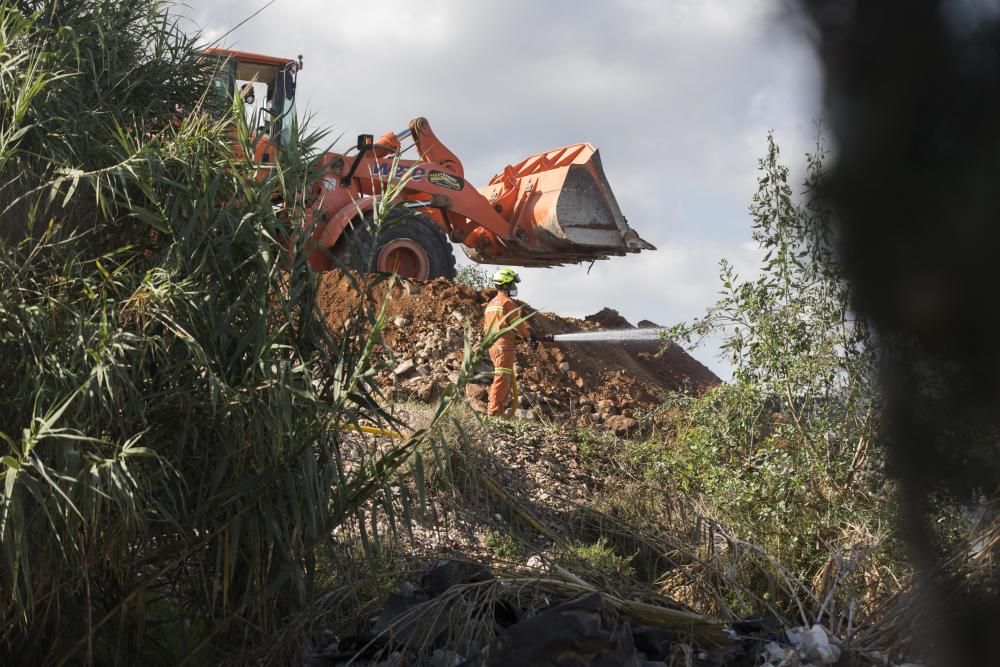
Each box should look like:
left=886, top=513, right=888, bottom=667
left=316, top=271, right=719, bottom=428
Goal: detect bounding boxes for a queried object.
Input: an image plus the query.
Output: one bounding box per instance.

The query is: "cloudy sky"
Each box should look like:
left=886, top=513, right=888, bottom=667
left=178, top=0, right=822, bottom=377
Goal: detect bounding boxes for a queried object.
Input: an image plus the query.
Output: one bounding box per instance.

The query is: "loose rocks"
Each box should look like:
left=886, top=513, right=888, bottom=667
left=604, top=415, right=641, bottom=437
left=315, top=271, right=720, bottom=428
left=393, top=359, right=415, bottom=377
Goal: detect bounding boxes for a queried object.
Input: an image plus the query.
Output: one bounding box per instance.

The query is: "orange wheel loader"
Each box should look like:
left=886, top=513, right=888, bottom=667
left=204, top=48, right=655, bottom=280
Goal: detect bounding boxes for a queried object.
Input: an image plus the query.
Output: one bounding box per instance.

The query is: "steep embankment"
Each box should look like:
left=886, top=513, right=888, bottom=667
left=316, top=271, right=718, bottom=430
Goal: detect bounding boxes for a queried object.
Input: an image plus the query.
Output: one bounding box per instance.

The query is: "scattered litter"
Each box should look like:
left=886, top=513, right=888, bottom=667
left=525, top=555, right=545, bottom=570
left=312, top=564, right=731, bottom=667
left=759, top=624, right=841, bottom=667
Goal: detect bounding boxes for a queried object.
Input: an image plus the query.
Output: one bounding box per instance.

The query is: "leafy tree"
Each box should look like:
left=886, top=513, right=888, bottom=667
left=664, top=134, right=888, bottom=585
left=676, top=134, right=875, bottom=433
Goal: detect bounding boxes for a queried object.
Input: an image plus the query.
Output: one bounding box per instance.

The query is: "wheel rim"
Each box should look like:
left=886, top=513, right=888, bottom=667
left=376, top=239, right=430, bottom=280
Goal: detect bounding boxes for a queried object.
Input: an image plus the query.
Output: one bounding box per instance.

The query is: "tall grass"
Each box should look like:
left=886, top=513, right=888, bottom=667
left=0, top=1, right=428, bottom=663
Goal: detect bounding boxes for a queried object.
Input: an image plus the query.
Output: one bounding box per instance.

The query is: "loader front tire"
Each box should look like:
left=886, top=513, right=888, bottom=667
left=333, top=210, right=456, bottom=281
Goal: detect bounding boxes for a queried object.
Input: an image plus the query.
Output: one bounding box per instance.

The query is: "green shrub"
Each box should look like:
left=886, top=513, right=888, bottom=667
left=484, top=529, right=525, bottom=562
left=564, top=537, right=636, bottom=578
left=665, top=135, right=894, bottom=581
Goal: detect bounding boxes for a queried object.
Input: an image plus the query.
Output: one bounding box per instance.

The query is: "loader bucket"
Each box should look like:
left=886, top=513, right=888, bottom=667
left=467, top=144, right=655, bottom=267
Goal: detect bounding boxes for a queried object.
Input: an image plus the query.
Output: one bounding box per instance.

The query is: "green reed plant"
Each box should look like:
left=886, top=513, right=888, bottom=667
left=0, top=1, right=456, bottom=663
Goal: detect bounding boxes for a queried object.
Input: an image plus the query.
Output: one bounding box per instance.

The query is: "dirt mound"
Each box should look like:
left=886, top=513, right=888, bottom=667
left=316, top=271, right=719, bottom=427
left=584, top=307, right=633, bottom=330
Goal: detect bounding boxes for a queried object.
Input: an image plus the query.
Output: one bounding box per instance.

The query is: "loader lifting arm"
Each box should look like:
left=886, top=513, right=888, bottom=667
left=306, top=117, right=654, bottom=272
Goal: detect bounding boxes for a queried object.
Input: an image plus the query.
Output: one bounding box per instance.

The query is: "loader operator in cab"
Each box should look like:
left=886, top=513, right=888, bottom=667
left=483, top=269, right=534, bottom=416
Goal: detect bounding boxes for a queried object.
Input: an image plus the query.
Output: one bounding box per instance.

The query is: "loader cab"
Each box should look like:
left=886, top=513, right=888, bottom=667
left=205, top=48, right=300, bottom=150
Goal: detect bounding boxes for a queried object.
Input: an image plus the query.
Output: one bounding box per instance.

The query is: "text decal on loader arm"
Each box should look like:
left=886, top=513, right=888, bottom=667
left=428, top=170, right=464, bottom=191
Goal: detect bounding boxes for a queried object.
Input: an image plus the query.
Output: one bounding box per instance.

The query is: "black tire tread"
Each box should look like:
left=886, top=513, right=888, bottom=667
left=332, top=209, right=456, bottom=280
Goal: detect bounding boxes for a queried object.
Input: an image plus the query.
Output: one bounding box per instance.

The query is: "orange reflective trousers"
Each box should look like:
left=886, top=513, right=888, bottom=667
left=483, top=290, right=529, bottom=417
left=487, top=342, right=514, bottom=416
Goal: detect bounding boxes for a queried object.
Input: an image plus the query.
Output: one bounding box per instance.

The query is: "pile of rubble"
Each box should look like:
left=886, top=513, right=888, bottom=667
left=316, top=271, right=719, bottom=430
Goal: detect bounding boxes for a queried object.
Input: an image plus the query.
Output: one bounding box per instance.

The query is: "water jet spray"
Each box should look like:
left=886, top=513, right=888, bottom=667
left=537, top=329, right=666, bottom=343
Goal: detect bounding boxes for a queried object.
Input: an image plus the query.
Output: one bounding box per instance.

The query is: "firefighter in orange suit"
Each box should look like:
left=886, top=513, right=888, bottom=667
left=483, top=268, right=533, bottom=416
